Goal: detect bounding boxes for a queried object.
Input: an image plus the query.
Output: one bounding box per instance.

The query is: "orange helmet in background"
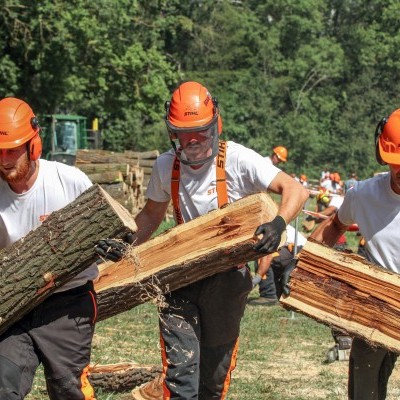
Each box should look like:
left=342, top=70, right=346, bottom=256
left=273, top=146, right=288, bottom=162
left=300, top=174, right=307, bottom=181
left=165, top=81, right=222, bottom=165
left=0, top=97, right=42, bottom=160
left=375, top=109, right=400, bottom=165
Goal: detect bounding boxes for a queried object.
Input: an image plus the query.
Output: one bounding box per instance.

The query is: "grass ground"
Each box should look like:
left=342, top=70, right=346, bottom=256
left=26, top=290, right=400, bottom=400
left=25, top=198, right=400, bottom=399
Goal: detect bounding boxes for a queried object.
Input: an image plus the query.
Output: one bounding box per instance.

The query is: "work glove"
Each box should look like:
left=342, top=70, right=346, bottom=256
left=279, top=258, right=297, bottom=296
left=253, top=215, right=286, bottom=254
left=95, top=232, right=135, bottom=262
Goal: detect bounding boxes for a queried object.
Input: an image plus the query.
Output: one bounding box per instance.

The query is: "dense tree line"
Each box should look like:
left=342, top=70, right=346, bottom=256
left=1, top=0, right=399, bottom=179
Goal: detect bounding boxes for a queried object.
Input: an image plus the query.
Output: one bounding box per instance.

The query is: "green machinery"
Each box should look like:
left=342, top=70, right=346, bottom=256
left=41, top=114, right=101, bottom=165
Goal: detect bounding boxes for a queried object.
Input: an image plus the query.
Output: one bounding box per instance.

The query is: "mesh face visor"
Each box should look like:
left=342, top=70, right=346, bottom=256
left=165, top=115, right=220, bottom=166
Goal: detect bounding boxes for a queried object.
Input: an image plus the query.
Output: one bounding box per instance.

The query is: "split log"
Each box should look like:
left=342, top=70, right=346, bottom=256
left=280, top=239, right=400, bottom=353
left=95, top=192, right=286, bottom=321
left=88, top=363, right=161, bottom=393
left=0, top=185, right=137, bottom=335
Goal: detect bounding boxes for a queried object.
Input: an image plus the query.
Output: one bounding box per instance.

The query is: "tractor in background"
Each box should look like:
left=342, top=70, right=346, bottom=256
left=41, top=114, right=102, bottom=165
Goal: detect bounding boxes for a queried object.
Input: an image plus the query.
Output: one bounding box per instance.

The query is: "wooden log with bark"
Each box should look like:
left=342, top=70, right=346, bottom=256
left=75, top=150, right=154, bottom=216
left=123, top=150, right=160, bottom=159
left=280, top=239, right=400, bottom=353
left=89, top=171, right=124, bottom=184
left=77, top=163, right=130, bottom=177
left=0, top=185, right=137, bottom=336
left=95, top=192, right=286, bottom=321
left=76, top=149, right=159, bottom=166
left=88, top=362, right=161, bottom=393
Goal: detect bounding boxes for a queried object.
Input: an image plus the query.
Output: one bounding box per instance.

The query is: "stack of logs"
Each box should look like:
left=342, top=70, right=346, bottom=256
left=75, top=149, right=159, bottom=216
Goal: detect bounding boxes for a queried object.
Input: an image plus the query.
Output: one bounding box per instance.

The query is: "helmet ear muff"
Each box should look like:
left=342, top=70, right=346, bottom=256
left=28, top=117, right=42, bottom=161
left=28, top=135, right=42, bottom=161
left=375, top=116, right=388, bottom=165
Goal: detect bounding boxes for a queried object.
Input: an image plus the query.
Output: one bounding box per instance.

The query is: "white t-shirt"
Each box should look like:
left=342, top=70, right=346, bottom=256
left=338, top=172, right=400, bottom=273
left=329, top=194, right=344, bottom=210
left=0, top=159, right=99, bottom=291
left=264, top=156, right=273, bottom=166
left=286, top=224, right=307, bottom=247
left=147, top=141, right=281, bottom=222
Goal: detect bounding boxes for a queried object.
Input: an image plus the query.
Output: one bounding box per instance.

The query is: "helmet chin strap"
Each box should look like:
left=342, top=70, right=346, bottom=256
left=172, top=134, right=219, bottom=166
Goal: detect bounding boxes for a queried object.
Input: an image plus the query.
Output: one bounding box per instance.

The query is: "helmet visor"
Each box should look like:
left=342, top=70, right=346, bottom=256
left=166, top=115, right=219, bottom=166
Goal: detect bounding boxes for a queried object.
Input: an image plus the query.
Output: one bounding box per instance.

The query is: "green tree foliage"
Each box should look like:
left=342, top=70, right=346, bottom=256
left=1, top=0, right=400, bottom=176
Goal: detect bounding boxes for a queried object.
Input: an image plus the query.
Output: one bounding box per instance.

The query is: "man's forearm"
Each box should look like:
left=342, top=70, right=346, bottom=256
left=132, top=200, right=170, bottom=245
left=277, top=183, right=309, bottom=224
left=310, top=213, right=348, bottom=247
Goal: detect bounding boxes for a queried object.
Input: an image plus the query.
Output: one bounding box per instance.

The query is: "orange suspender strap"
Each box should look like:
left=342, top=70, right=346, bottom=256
left=171, top=140, right=228, bottom=225
left=216, top=140, right=228, bottom=208
left=171, top=156, right=184, bottom=225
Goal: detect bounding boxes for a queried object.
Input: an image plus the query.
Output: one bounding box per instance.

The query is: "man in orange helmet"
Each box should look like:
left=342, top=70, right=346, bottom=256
left=0, top=98, right=97, bottom=399
left=267, top=145, right=288, bottom=166
left=107, top=81, right=308, bottom=399
left=299, top=174, right=308, bottom=187
left=248, top=145, right=290, bottom=306
left=310, top=109, right=400, bottom=399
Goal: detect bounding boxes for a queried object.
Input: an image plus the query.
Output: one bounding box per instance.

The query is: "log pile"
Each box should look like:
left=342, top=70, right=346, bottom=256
left=0, top=185, right=137, bottom=335
left=88, top=362, right=161, bottom=393
left=76, top=149, right=159, bottom=216
left=95, top=192, right=286, bottom=321
left=280, top=239, right=400, bottom=353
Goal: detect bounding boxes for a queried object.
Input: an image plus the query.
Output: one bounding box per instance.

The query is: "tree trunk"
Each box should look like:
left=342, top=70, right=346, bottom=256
left=88, top=363, right=161, bottom=393
left=95, top=192, right=285, bottom=321
left=280, top=239, right=400, bottom=352
left=0, top=185, right=137, bottom=335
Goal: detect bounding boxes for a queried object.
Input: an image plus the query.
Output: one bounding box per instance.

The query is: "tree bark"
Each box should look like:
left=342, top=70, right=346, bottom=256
left=0, top=185, right=137, bottom=335
left=95, top=192, right=286, bottom=321
left=88, top=363, right=161, bottom=393
left=280, top=239, right=400, bottom=352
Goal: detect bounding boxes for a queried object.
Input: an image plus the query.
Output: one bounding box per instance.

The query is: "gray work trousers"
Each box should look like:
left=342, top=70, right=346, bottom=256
left=348, top=337, right=398, bottom=400
left=159, top=266, right=252, bottom=399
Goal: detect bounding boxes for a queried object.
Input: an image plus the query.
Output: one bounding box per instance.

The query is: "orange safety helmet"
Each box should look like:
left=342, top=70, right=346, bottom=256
left=273, top=146, right=288, bottom=162
left=0, top=97, right=42, bottom=161
left=300, top=174, right=307, bottom=181
left=375, top=109, right=400, bottom=165
left=165, top=81, right=222, bottom=166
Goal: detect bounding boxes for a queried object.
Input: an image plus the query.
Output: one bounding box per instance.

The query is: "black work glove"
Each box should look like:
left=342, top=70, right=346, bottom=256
left=95, top=232, right=135, bottom=262
left=253, top=215, right=286, bottom=254
left=279, top=258, right=297, bottom=296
